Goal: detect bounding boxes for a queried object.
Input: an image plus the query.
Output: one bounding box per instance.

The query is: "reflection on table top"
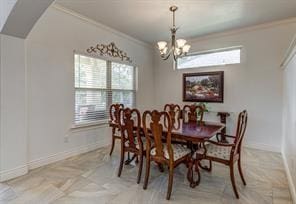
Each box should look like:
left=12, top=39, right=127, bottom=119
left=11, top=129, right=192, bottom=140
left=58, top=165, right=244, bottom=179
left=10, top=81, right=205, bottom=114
left=169, top=120, right=225, bottom=141
left=109, top=119, right=225, bottom=142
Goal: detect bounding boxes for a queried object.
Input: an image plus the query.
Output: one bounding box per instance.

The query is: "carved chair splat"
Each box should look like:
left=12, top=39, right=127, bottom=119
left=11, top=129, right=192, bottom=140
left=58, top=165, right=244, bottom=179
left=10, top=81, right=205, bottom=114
left=182, top=104, right=204, bottom=123
left=109, top=103, right=124, bottom=156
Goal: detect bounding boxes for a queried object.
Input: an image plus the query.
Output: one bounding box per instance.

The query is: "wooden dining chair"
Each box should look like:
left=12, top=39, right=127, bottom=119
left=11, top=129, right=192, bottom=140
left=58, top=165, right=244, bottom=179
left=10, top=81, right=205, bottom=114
left=164, top=104, right=181, bottom=126
left=142, top=110, right=192, bottom=200
left=117, top=108, right=145, bottom=184
left=182, top=104, right=204, bottom=123
left=195, top=110, right=248, bottom=198
left=109, top=103, right=124, bottom=156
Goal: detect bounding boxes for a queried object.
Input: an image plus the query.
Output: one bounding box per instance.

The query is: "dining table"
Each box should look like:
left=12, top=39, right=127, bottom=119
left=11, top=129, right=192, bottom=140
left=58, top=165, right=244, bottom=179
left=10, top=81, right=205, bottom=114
left=109, top=119, right=225, bottom=187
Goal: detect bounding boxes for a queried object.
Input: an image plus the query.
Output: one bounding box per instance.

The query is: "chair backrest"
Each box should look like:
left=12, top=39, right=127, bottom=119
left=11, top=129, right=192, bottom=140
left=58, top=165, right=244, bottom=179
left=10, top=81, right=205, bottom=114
left=182, top=104, right=204, bottom=123
left=164, top=104, right=181, bottom=129
left=232, top=110, right=248, bottom=155
left=109, top=104, right=124, bottom=123
left=143, top=110, right=173, bottom=162
left=118, top=108, right=141, bottom=149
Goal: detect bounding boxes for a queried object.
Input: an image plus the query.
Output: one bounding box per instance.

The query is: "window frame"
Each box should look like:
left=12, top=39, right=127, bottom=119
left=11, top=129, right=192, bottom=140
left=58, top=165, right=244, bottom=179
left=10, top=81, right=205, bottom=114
left=73, top=51, right=137, bottom=128
left=176, top=46, right=242, bottom=70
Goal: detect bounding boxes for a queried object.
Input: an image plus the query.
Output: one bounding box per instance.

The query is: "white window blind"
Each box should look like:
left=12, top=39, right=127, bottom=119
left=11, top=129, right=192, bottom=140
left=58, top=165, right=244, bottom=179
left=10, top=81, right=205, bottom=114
left=177, top=47, right=241, bottom=69
left=74, top=54, right=136, bottom=125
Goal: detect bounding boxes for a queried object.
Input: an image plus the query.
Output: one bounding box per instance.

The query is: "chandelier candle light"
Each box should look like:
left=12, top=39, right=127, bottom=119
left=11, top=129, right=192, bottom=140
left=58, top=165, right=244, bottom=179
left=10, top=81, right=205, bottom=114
left=157, top=6, right=191, bottom=64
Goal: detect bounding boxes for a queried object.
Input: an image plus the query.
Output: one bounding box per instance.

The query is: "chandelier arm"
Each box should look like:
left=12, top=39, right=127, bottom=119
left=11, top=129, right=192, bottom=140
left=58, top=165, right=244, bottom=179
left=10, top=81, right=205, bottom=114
left=179, top=48, right=184, bottom=56
left=173, top=52, right=178, bottom=62
left=160, top=47, right=173, bottom=60
left=161, top=53, right=171, bottom=61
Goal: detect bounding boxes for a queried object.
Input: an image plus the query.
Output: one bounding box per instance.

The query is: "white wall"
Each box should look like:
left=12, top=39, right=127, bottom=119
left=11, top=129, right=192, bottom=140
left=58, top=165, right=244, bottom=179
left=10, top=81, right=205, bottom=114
left=0, top=34, right=28, bottom=181
left=26, top=6, right=155, bottom=166
left=282, top=39, right=296, bottom=202
left=154, top=21, right=296, bottom=152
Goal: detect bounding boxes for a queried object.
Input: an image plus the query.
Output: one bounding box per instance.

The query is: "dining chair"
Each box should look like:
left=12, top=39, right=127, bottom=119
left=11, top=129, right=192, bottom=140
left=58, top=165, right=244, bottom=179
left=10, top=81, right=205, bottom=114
left=164, top=104, right=181, bottom=127
left=142, top=110, right=192, bottom=200
left=182, top=104, right=204, bottom=123
left=109, top=103, right=124, bottom=156
left=117, top=108, right=145, bottom=184
left=195, top=110, right=248, bottom=198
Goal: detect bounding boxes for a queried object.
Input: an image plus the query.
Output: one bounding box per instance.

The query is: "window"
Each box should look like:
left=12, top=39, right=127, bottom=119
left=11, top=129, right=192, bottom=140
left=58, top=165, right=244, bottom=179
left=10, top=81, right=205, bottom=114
left=177, top=47, right=241, bottom=69
left=74, top=54, right=136, bottom=125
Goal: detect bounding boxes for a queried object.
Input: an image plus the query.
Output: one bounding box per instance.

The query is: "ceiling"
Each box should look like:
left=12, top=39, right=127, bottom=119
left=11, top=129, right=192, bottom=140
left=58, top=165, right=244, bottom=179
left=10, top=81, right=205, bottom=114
left=1, top=0, right=54, bottom=38
left=56, top=0, right=296, bottom=44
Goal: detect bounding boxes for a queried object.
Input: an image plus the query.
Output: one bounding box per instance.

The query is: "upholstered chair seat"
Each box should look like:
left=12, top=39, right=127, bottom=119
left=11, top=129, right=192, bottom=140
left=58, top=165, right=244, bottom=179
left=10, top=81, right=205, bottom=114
left=196, top=143, right=232, bottom=160
left=151, top=144, right=191, bottom=161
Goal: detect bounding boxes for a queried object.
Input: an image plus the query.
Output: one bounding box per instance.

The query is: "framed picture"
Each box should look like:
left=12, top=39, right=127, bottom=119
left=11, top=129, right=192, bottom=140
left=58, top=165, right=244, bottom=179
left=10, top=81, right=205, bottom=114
left=183, top=71, right=224, bottom=103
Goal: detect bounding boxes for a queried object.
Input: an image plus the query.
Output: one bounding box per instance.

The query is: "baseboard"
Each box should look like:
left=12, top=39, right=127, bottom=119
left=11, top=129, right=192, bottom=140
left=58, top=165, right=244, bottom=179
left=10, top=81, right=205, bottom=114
left=28, top=139, right=109, bottom=170
left=0, top=165, right=28, bottom=182
left=282, top=152, right=296, bottom=204
left=244, top=142, right=280, bottom=153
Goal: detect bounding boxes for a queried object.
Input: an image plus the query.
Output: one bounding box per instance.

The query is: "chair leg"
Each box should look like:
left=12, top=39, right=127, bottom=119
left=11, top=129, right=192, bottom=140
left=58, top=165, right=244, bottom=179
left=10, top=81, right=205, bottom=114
left=157, top=163, right=164, bottom=172
left=199, top=160, right=212, bottom=172
left=143, top=155, right=150, bottom=189
left=137, top=153, right=143, bottom=184
left=216, top=134, right=220, bottom=142
left=166, top=165, right=174, bottom=200
left=109, top=136, right=116, bottom=156
left=118, top=147, right=125, bottom=177
left=238, top=156, right=246, bottom=185
left=230, top=164, right=239, bottom=199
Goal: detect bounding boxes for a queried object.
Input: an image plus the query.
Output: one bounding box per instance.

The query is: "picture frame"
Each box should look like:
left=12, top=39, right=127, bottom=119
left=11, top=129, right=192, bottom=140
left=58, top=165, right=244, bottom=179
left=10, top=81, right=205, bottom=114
left=183, top=71, right=224, bottom=103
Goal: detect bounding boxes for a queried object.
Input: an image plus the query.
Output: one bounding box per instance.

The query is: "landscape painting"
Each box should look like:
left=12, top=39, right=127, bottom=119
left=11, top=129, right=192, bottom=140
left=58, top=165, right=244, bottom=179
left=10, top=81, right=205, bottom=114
left=183, top=71, right=224, bottom=102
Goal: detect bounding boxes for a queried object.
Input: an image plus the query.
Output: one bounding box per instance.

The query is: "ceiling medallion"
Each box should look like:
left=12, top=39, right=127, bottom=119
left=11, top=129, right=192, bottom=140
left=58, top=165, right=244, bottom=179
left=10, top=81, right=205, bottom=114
left=157, top=6, right=191, bottom=64
left=87, top=42, right=132, bottom=63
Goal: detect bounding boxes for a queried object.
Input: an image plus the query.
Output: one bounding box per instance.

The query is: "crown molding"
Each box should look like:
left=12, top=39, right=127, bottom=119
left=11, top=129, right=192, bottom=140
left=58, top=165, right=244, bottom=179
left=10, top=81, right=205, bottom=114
left=52, top=3, right=296, bottom=54
left=281, top=34, right=296, bottom=69
left=52, top=3, right=152, bottom=49
left=188, top=17, right=296, bottom=44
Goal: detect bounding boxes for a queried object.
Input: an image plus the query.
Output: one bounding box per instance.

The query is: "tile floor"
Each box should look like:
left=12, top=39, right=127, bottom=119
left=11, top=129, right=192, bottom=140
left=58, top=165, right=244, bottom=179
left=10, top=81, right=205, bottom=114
left=0, top=142, right=292, bottom=204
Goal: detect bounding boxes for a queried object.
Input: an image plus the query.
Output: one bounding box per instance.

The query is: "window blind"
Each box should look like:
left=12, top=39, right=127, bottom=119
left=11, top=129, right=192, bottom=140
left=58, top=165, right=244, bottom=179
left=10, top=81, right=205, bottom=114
left=177, top=47, right=241, bottom=69
left=111, top=62, right=136, bottom=108
left=74, top=54, right=136, bottom=125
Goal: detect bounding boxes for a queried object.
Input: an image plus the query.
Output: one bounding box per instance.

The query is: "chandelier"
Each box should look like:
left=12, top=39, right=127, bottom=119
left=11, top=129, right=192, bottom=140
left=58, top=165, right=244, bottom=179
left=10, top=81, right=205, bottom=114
left=157, top=6, right=191, bottom=62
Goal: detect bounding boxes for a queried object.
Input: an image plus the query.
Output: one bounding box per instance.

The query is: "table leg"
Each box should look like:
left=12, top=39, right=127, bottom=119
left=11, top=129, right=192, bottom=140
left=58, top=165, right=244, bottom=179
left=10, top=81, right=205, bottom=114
left=186, top=154, right=201, bottom=188
left=220, top=128, right=228, bottom=143
left=217, top=112, right=230, bottom=143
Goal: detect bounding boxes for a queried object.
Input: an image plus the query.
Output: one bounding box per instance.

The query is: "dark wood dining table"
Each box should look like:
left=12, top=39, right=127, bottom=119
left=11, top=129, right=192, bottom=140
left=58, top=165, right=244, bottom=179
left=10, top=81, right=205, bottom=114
left=109, top=119, right=225, bottom=187
left=109, top=119, right=224, bottom=143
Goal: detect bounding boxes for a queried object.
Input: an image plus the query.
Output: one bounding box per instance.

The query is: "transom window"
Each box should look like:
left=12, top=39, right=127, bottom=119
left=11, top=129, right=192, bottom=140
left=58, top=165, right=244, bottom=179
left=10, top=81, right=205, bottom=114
left=74, top=54, right=136, bottom=125
left=177, top=47, right=241, bottom=69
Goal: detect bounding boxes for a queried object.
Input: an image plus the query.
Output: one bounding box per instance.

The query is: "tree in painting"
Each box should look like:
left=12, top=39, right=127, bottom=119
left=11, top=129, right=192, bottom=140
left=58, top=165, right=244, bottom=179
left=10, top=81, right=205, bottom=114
left=184, top=72, right=223, bottom=102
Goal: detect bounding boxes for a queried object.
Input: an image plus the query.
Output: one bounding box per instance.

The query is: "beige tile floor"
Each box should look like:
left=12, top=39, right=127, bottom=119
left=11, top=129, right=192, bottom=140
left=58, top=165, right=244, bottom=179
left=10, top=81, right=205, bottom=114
left=0, top=142, right=292, bottom=204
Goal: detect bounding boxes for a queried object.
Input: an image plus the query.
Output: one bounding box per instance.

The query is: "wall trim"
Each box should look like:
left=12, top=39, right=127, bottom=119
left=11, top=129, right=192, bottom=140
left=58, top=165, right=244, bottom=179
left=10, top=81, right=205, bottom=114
left=0, top=141, right=110, bottom=182
left=28, top=140, right=109, bottom=170
left=282, top=152, right=296, bottom=204
left=189, top=17, right=296, bottom=44
left=0, top=141, right=283, bottom=182
left=52, top=3, right=152, bottom=49
left=244, top=142, right=280, bottom=153
left=281, top=34, right=296, bottom=69
left=0, top=165, right=28, bottom=182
